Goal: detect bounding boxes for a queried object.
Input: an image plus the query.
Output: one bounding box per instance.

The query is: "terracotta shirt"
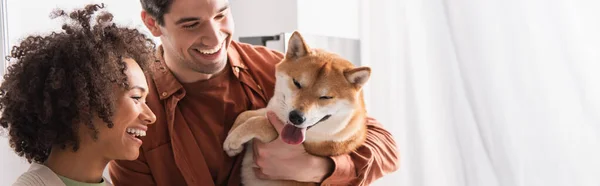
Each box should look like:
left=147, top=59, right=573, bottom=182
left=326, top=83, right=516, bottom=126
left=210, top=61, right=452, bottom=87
left=108, top=41, right=400, bottom=186
left=179, top=63, right=249, bottom=185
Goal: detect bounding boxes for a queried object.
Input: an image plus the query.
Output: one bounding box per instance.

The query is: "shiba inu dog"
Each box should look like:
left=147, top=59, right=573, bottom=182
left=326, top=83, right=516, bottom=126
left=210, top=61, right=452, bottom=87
left=223, top=31, right=371, bottom=186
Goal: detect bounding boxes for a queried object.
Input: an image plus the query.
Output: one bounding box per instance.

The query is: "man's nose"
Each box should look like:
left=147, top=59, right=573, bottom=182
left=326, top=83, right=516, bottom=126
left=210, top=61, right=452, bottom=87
left=200, top=21, right=222, bottom=47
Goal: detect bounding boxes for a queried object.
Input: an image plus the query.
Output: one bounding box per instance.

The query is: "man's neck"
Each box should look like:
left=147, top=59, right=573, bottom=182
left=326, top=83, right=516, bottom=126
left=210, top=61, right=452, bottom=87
left=168, top=64, right=216, bottom=83
left=44, top=145, right=108, bottom=183
left=162, top=50, right=224, bottom=83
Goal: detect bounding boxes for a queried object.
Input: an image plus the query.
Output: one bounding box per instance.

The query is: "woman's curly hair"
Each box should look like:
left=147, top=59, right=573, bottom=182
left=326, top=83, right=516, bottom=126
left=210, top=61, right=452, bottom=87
left=0, top=4, right=156, bottom=163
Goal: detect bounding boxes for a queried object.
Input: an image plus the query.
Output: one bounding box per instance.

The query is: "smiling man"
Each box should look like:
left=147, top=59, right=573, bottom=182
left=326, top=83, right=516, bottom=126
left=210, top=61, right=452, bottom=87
left=108, top=0, right=400, bottom=185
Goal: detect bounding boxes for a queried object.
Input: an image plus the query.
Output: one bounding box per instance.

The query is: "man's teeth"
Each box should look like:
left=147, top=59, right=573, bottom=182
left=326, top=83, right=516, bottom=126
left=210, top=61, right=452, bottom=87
left=197, top=42, right=223, bottom=54
left=126, top=128, right=146, bottom=137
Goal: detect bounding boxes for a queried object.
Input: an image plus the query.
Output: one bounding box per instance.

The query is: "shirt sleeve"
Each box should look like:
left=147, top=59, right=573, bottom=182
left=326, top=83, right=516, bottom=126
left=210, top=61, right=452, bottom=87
left=108, top=149, right=156, bottom=185
left=320, top=117, right=400, bottom=186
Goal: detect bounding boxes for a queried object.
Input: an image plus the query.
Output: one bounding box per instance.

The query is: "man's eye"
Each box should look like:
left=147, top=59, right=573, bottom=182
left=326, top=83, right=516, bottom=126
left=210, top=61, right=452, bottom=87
left=183, top=23, right=198, bottom=29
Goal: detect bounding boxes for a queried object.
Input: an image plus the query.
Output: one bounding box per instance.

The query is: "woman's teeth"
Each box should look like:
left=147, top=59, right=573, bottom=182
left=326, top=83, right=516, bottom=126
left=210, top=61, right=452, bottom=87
left=127, top=128, right=146, bottom=137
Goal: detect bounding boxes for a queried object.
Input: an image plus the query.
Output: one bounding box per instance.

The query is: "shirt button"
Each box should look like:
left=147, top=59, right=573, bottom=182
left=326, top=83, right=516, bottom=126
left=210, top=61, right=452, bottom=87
left=161, top=92, right=168, bottom=97
left=234, top=67, right=240, bottom=73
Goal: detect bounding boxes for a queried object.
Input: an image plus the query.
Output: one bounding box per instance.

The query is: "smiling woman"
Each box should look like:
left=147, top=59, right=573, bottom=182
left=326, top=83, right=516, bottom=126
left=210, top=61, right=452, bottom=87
left=0, top=4, right=157, bottom=186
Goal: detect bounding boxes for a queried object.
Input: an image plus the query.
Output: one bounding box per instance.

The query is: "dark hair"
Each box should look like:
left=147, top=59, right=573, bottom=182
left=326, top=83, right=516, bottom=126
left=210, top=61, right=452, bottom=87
left=140, top=0, right=173, bottom=26
left=0, top=4, right=156, bottom=163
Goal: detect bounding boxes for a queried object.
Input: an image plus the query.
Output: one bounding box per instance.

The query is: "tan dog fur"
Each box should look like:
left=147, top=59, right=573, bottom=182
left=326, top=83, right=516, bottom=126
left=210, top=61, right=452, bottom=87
left=223, top=31, right=371, bottom=186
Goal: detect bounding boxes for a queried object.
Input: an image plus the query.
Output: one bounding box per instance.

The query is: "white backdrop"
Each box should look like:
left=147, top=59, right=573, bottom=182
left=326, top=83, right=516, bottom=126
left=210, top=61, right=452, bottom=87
left=0, top=0, right=8, bottom=78
left=3, top=0, right=600, bottom=185
left=362, top=0, right=600, bottom=186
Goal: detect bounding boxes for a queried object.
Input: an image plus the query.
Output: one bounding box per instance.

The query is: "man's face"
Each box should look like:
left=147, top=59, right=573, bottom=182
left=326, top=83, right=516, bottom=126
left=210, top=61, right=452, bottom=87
left=144, top=0, right=234, bottom=75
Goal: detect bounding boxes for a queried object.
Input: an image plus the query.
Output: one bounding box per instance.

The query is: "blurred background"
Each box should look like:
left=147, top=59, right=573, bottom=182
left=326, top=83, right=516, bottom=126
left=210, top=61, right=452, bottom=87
left=1, top=0, right=599, bottom=185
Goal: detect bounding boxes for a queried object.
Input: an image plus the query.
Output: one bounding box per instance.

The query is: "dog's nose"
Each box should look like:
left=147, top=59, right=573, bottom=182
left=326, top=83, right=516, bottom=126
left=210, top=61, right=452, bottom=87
left=289, top=110, right=306, bottom=125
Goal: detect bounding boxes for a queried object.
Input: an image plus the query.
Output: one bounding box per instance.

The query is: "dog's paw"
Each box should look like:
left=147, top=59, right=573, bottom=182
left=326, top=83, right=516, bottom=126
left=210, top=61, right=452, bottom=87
left=223, top=138, right=244, bottom=157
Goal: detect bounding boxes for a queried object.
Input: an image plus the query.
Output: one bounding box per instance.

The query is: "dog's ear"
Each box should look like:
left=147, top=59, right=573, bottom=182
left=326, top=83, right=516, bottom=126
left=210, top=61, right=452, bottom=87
left=286, top=31, right=311, bottom=60
left=345, top=67, right=371, bottom=88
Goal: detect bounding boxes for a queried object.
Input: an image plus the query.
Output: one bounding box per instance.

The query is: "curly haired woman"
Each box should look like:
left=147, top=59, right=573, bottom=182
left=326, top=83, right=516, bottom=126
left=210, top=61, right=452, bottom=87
left=1, top=4, right=157, bottom=186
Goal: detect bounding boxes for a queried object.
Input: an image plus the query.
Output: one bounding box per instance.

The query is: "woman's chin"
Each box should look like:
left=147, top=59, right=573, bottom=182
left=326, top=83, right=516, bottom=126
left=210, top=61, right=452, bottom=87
left=115, top=143, right=141, bottom=160
left=120, top=150, right=140, bottom=161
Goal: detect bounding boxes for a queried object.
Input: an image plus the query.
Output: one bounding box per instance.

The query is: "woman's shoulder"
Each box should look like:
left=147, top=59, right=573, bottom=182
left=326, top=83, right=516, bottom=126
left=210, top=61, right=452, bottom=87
left=12, top=163, right=65, bottom=186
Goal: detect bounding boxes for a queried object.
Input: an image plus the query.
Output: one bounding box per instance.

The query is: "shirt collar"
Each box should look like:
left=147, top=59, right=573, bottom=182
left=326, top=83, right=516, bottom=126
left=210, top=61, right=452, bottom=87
left=151, top=42, right=247, bottom=100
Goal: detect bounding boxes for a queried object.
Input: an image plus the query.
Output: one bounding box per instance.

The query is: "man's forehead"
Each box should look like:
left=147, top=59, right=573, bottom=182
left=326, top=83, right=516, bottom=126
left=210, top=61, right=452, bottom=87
left=167, top=0, right=229, bottom=17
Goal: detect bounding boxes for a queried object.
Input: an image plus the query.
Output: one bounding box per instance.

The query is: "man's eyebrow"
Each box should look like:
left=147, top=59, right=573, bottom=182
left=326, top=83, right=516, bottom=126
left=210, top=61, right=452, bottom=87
left=130, top=85, right=147, bottom=93
left=174, top=4, right=230, bottom=25
left=218, top=3, right=230, bottom=13
left=175, top=17, right=200, bottom=25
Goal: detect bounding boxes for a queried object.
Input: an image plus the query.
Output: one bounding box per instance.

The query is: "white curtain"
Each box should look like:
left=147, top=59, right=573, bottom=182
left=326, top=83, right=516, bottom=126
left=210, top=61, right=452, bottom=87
left=360, top=0, right=600, bottom=186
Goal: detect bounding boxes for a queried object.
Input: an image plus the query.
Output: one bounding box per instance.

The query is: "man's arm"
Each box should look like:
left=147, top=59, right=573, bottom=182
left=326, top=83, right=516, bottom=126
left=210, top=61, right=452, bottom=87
left=108, top=149, right=156, bottom=185
left=321, top=117, right=400, bottom=185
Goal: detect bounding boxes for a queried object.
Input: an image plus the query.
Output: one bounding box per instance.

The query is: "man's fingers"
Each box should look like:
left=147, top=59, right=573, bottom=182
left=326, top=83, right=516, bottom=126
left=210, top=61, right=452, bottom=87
left=252, top=140, right=260, bottom=163
left=266, top=111, right=285, bottom=133
left=252, top=145, right=272, bottom=180
left=253, top=167, right=269, bottom=179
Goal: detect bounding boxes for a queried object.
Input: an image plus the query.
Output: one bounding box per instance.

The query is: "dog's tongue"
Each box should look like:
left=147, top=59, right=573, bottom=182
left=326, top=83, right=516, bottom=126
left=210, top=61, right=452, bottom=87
left=281, top=124, right=306, bottom=145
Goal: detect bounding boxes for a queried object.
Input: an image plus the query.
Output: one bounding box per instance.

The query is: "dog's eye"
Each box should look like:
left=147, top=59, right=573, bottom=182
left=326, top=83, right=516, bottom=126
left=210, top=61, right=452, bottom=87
left=293, top=79, right=302, bottom=89
left=319, top=96, right=333, bottom=100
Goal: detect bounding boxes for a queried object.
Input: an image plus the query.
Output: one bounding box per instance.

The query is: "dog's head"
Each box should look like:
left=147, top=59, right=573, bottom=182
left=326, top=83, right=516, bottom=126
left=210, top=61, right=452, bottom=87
left=268, top=31, right=371, bottom=145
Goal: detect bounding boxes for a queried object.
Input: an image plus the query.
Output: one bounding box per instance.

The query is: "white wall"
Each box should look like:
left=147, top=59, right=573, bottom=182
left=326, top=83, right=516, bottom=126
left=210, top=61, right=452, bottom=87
left=297, top=0, right=359, bottom=39
left=7, top=0, right=158, bottom=53
left=2, top=0, right=154, bottom=184
left=230, top=0, right=299, bottom=41
left=230, top=0, right=359, bottom=39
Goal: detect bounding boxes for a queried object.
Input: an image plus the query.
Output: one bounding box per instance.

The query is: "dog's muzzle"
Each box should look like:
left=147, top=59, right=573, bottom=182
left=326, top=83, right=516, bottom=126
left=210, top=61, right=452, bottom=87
left=307, top=114, right=332, bottom=130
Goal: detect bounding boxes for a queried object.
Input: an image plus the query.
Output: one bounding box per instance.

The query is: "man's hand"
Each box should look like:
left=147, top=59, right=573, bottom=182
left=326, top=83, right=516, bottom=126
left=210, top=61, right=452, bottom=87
left=252, top=111, right=334, bottom=183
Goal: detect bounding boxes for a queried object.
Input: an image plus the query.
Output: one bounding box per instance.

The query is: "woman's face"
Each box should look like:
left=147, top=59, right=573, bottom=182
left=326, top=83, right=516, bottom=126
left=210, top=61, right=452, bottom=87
left=91, top=58, right=156, bottom=161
